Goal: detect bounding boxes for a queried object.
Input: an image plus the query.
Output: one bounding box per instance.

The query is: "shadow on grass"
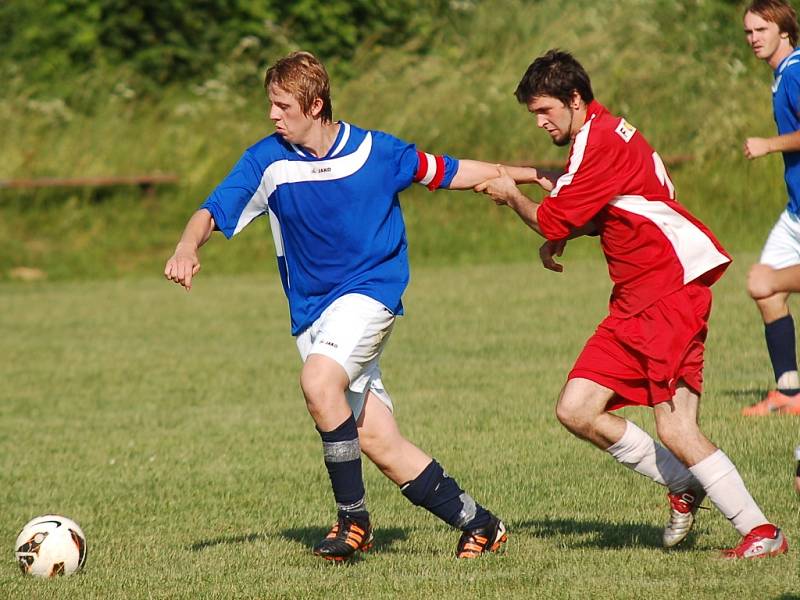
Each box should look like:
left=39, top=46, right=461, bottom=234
left=189, top=533, right=267, bottom=551
left=188, top=527, right=409, bottom=555
left=516, top=517, right=696, bottom=550
left=280, top=526, right=408, bottom=554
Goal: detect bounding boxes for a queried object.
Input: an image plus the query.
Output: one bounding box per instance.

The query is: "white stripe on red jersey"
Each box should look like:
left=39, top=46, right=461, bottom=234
left=609, top=195, right=730, bottom=284
left=537, top=100, right=730, bottom=317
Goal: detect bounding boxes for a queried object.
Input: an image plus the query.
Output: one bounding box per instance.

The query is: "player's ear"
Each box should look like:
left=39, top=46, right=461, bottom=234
left=309, top=97, right=324, bottom=119
left=569, top=90, right=582, bottom=110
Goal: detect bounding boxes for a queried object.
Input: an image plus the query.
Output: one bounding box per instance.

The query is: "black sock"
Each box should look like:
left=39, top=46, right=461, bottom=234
left=400, top=460, right=490, bottom=530
left=765, top=315, right=799, bottom=394
left=318, top=415, right=368, bottom=520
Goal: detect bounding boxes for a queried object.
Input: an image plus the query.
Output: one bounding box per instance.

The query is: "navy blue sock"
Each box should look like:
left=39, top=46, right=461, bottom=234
left=400, top=460, right=490, bottom=530
left=765, top=315, right=799, bottom=393
left=318, top=415, right=368, bottom=519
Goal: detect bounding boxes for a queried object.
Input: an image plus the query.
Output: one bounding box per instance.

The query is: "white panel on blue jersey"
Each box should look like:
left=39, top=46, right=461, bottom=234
left=232, top=132, right=373, bottom=237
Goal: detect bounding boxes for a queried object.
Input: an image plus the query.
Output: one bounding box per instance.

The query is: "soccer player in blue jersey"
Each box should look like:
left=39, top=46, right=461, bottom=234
left=748, top=262, right=800, bottom=492
left=164, top=51, right=543, bottom=561
left=742, top=0, right=800, bottom=416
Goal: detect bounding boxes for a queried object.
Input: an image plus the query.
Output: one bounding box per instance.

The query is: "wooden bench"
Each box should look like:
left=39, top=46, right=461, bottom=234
left=0, top=174, right=179, bottom=198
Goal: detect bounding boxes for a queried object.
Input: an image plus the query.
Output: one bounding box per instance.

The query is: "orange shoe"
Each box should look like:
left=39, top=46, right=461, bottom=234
left=777, top=393, right=800, bottom=414
left=742, top=390, right=800, bottom=416
left=456, top=514, right=507, bottom=558
left=312, top=515, right=373, bottom=562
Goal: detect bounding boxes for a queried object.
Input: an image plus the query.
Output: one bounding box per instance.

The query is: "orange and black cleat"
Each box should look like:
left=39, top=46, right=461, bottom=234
left=312, top=515, right=374, bottom=562
left=456, top=514, right=507, bottom=559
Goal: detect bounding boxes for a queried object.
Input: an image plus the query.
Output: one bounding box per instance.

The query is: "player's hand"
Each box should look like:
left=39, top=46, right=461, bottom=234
left=744, top=137, right=770, bottom=160
left=747, top=263, right=776, bottom=299
left=164, top=243, right=201, bottom=291
left=539, top=239, right=566, bottom=272
left=535, top=174, right=556, bottom=192
left=474, top=165, right=521, bottom=205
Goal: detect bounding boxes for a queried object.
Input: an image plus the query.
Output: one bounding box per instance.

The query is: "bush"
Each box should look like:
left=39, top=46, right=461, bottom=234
left=0, top=0, right=448, bottom=93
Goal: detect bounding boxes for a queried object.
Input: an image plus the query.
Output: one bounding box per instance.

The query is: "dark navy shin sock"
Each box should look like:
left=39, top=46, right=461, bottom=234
left=318, top=415, right=368, bottom=519
left=765, top=315, right=799, bottom=393
left=400, top=460, right=490, bottom=530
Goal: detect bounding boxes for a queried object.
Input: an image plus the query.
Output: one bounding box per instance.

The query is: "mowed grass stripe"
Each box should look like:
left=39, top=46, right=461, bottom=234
left=0, top=255, right=796, bottom=598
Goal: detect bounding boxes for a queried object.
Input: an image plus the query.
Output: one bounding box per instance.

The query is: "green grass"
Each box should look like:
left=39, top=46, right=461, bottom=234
left=1, top=253, right=798, bottom=598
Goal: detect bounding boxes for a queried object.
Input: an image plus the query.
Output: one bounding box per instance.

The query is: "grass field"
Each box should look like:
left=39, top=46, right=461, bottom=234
left=1, top=253, right=799, bottom=599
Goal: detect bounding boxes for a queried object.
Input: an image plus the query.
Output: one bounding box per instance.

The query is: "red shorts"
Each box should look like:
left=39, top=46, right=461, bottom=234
left=569, top=282, right=712, bottom=411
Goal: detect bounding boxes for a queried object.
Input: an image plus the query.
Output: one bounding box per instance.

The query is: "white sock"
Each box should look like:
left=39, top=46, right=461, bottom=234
left=689, top=449, right=768, bottom=535
left=606, top=420, right=696, bottom=492
left=777, top=370, right=799, bottom=390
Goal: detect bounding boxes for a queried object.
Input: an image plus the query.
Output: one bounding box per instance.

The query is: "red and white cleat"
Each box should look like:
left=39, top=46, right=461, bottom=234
left=722, top=524, right=788, bottom=559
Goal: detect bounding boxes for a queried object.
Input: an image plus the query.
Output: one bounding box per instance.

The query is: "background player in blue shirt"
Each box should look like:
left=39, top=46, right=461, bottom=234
left=742, top=0, right=800, bottom=416
left=164, top=51, right=543, bottom=561
left=749, top=261, right=800, bottom=492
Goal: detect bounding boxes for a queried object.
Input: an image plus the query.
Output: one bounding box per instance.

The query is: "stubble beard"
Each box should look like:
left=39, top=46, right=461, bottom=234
left=551, top=107, right=575, bottom=147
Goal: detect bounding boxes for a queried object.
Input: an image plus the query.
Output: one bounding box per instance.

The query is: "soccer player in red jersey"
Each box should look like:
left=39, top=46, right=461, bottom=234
left=476, top=49, right=787, bottom=559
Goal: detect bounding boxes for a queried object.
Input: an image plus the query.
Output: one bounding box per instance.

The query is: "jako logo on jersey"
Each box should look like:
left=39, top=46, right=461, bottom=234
left=312, top=167, right=332, bottom=174
left=615, top=118, right=637, bottom=143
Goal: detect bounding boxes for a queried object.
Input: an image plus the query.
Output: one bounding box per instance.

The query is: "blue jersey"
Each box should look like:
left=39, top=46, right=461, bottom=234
left=201, top=122, right=459, bottom=335
left=773, top=48, right=800, bottom=215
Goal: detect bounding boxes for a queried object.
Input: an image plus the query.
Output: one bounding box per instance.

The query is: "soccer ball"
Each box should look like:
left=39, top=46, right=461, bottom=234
left=14, top=515, right=87, bottom=577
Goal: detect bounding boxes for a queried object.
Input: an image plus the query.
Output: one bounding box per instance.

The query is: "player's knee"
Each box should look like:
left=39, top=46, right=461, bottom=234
left=555, top=400, right=592, bottom=436
left=300, top=366, right=339, bottom=412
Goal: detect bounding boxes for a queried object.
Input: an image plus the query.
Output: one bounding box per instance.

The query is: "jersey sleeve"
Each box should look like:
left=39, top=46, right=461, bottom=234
left=537, top=128, right=621, bottom=240
left=783, top=66, right=800, bottom=118
left=200, top=150, right=267, bottom=239
left=386, top=132, right=459, bottom=191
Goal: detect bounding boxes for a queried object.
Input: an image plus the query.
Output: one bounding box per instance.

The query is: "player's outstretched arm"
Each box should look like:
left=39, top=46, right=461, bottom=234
left=748, top=263, right=800, bottom=299
left=744, top=130, right=800, bottom=159
left=447, top=160, right=543, bottom=190
left=164, top=208, right=216, bottom=292
left=474, top=165, right=544, bottom=235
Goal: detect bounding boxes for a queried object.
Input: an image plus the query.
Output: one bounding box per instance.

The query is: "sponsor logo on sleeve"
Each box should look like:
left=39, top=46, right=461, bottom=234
left=615, top=118, right=637, bottom=143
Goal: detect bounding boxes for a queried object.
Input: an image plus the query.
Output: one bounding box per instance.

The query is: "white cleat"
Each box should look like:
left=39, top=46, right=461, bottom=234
left=663, top=487, right=706, bottom=548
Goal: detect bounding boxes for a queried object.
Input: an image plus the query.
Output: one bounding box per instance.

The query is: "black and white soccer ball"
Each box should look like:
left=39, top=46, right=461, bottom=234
left=14, top=515, right=87, bottom=577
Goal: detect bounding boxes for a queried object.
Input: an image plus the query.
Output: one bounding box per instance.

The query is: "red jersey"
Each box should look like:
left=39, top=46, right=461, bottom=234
left=537, top=100, right=731, bottom=317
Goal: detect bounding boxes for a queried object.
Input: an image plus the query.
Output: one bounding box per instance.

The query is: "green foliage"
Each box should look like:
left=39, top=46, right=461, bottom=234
left=0, top=0, right=448, bottom=92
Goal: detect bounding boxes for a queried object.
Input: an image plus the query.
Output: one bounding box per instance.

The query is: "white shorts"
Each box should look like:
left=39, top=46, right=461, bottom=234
left=296, top=293, right=395, bottom=419
left=760, top=209, right=800, bottom=268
